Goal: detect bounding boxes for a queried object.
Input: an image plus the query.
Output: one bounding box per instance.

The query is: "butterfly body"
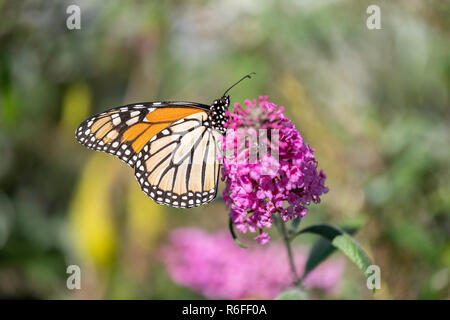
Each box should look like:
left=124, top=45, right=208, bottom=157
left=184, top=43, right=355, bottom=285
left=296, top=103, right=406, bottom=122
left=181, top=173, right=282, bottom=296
left=209, top=96, right=230, bottom=134
left=75, top=73, right=253, bottom=208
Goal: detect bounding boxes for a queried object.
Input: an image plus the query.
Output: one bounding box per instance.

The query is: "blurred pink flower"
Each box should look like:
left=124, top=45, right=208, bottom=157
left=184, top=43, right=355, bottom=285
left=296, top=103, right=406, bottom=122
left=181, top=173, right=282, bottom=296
left=161, top=228, right=345, bottom=300
left=222, top=97, right=328, bottom=244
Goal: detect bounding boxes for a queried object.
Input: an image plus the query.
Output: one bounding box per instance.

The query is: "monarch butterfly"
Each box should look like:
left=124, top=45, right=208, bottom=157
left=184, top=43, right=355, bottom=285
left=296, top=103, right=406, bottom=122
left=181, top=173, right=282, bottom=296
left=75, top=73, right=255, bottom=208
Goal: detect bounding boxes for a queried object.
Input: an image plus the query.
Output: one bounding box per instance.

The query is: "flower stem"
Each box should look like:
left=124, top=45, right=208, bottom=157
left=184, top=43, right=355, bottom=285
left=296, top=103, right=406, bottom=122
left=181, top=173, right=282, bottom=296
left=275, top=216, right=301, bottom=286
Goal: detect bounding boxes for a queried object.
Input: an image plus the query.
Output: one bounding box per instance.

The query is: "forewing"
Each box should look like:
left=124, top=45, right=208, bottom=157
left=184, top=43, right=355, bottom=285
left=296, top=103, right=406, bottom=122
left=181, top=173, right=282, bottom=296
left=75, top=102, right=209, bottom=168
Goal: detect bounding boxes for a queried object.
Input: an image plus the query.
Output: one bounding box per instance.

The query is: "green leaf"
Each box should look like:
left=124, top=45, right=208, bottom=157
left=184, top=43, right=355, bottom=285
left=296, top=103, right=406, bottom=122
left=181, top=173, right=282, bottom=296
left=302, top=226, right=358, bottom=281
left=296, top=224, right=373, bottom=288
left=275, top=288, right=308, bottom=300
left=229, top=218, right=247, bottom=249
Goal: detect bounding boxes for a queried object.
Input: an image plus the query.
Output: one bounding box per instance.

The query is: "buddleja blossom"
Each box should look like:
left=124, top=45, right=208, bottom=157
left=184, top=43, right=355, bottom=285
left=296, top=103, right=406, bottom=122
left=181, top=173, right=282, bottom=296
left=161, top=228, right=345, bottom=299
left=221, top=96, right=328, bottom=244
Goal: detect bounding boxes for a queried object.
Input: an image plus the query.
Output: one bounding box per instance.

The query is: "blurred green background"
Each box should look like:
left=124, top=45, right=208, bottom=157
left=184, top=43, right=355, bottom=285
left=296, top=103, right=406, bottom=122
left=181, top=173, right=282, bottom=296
left=0, top=0, right=449, bottom=299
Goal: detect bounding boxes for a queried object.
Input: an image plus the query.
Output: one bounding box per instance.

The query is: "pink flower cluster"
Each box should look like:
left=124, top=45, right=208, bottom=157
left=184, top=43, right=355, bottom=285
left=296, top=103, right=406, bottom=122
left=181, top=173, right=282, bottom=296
left=161, top=228, right=345, bottom=300
left=222, top=97, right=328, bottom=244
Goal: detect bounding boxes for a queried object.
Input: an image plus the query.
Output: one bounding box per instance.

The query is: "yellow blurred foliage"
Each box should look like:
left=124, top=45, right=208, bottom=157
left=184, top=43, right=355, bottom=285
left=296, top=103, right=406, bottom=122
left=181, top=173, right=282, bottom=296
left=61, top=82, right=91, bottom=132
left=68, top=153, right=119, bottom=269
left=125, top=175, right=167, bottom=250
left=68, top=149, right=168, bottom=274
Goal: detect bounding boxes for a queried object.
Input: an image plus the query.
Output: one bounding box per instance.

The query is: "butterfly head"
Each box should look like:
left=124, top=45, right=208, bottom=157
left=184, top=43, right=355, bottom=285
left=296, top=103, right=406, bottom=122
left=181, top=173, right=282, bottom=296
left=220, top=95, right=230, bottom=108
left=211, top=95, right=229, bottom=111
left=209, top=96, right=230, bottom=134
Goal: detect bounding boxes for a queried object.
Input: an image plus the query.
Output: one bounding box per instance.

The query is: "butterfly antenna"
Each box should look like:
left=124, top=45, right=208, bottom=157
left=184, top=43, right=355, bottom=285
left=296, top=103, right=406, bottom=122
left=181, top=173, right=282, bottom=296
left=223, top=72, right=256, bottom=97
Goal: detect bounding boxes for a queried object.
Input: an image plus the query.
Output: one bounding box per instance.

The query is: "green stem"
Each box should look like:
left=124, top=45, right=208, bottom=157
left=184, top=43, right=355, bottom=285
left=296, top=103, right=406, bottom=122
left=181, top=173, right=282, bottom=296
left=274, top=216, right=301, bottom=286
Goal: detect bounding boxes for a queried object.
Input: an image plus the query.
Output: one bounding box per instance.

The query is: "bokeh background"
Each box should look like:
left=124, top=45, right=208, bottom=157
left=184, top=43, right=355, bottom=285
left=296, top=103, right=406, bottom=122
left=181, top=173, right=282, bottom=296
left=0, top=0, right=449, bottom=299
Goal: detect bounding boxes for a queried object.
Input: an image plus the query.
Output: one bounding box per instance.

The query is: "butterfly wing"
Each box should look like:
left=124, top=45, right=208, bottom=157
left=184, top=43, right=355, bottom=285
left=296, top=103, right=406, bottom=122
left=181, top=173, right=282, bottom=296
left=75, top=102, right=209, bottom=168
left=76, top=101, right=223, bottom=208
left=134, top=112, right=223, bottom=208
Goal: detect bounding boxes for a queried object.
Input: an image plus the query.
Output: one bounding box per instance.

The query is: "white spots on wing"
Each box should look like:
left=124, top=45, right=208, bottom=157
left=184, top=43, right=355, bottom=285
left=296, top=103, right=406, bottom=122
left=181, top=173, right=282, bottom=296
left=106, top=130, right=119, bottom=140
left=112, top=142, right=119, bottom=148
left=126, top=117, right=139, bottom=126
left=112, top=117, right=121, bottom=125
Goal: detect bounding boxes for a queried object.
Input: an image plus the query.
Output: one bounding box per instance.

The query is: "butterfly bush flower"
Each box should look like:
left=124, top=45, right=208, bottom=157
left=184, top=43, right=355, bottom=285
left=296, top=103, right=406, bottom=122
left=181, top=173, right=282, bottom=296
left=161, top=228, right=345, bottom=299
left=222, top=96, right=328, bottom=244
